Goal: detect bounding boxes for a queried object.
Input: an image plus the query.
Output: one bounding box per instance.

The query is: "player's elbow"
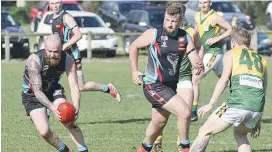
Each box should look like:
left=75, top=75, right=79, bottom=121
left=129, top=44, right=138, bottom=56
left=77, top=31, right=82, bottom=40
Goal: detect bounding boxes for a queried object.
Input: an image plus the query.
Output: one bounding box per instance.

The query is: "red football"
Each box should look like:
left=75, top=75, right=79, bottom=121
left=57, top=102, right=76, bottom=123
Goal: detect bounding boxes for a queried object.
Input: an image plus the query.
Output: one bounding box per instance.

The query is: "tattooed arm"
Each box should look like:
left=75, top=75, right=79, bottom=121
left=27, top=54, right=54, bottom=110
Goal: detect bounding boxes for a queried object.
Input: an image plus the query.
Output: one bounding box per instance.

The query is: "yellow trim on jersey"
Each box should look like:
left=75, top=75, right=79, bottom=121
left=181, top=25, right=195, bottom=42
left=195, top=9, right=221, bottom=38
left=231, top=46, right=267, bottom=79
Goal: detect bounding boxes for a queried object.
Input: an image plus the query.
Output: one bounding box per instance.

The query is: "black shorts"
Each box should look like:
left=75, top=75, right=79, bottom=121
left=143, top=83, right=177, bottom=108
left=22, top=84, right=66, bottom=116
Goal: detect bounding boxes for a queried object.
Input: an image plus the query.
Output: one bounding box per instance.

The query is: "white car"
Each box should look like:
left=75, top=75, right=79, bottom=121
left=266, top=2, right=272, bottom=29
left=35, top=11, right=118, bottom=57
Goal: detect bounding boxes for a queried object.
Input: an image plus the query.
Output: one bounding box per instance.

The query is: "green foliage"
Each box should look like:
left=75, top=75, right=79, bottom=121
left=235, top=1, right=270, bottom=24
left=2, top=2, right=37, bottom=24
left=78, top=1, right=102, bottom=13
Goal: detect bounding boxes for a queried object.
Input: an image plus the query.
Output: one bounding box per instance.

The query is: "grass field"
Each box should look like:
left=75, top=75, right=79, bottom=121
left=1, top=58, right=272, bottom=152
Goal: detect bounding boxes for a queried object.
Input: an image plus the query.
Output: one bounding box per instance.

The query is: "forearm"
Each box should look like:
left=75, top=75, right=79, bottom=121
left=216, top=29, right=231, bottom=42
left=209, top=78, right=229, bottom=105
left=65, top=33, right=82, bottom=48
left=34, top=91, right=54, bottom=109
left=129, top=46, right=139, bottom=72
left=189, top=51, right=202, bottom=69
left=198, top=46, right=204, bottom=59
left=71, top=86, right=80, bottom=108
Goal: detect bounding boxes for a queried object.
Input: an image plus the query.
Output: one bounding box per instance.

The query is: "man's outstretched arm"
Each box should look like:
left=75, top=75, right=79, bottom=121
left=27, top=54, right=54, bottom=109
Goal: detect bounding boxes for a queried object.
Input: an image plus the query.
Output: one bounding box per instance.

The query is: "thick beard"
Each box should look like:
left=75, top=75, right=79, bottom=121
left=45, top=55, right=61, bottom=67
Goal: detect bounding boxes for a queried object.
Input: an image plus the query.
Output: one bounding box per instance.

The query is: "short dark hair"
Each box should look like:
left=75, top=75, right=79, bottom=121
left=166, top=1, right=186, bottom=17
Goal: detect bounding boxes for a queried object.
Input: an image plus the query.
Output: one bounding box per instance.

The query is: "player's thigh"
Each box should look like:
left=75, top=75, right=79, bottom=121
left=143, top=83, right=176, bottom=109
left=199, top=113, right=232, bottom=136
left=162, top=94, right=190, bottom=117
left=22, top=92, right=46, bottom=116
left=203, top=53, right=222, bottom=75
left=30, top=107, right=50, bottom=134
left=177, top=80, right=193, bottom=108
left=213, top=54, right=223, bottom=77
left=233, top=123, right=251, bottom=137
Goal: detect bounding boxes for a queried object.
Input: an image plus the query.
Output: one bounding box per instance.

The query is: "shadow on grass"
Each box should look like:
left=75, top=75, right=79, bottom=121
left=261, top=118, right=272, bottom=124
left=78, top=118, right=151, bottom=125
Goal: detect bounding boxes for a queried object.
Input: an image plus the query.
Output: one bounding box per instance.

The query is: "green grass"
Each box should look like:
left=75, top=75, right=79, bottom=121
left=2, top=59, right=272, bottom=152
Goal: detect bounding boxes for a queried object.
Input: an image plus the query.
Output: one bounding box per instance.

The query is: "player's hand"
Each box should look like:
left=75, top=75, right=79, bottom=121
left=206, top=37, right=218, bottom=45
left=62, top=43, right=69, bottom=51
left=198, top=103, right=213, bottom=118
left=251, top=121, right=261, bottom=138
left=50, top=105, right=61, bottom=121
left=192, top=61, right=204, bottom=75
left=132, top=71, right=144, bottom=86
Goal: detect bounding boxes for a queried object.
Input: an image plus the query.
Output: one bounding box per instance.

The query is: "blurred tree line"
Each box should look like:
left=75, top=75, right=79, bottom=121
left=235, top=1, right=270, bottom=24
left=1, top=1, right=270, bottom=25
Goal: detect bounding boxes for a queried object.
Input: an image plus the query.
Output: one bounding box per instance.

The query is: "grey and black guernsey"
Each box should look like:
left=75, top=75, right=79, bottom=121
left=143, top=27, right=189, bottom=108
left=143, top=27, right=189, bottom=86
left=22, top=49, right=68, bottom=94
left=45, top=10, right=81, bottom=60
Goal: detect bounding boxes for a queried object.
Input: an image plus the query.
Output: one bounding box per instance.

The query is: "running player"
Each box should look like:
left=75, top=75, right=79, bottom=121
left=48, top=0, right=121, bottom=102
left=21, top=34, right=88, bottom=152
left=153, top=2, right=204, bottom=152
left=190, top=27, right=267, bottom=152
left=129, top=3, right=204, bottom=152
left=192, top=0, right=232, bottom=121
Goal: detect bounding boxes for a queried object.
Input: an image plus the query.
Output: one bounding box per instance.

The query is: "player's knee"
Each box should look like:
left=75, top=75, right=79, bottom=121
left=78, top=86, right=85, bottom=92
left=152, top=118, right=168, bottom=129
left=192, top=77, right=200, bottom=86
left=39, top=128, right=52, bottom=139
left=65, top=122, right=81, bottom=132
left=177, top=105, right=191, bottom=120
left=198, top=126, right=213, bottom=137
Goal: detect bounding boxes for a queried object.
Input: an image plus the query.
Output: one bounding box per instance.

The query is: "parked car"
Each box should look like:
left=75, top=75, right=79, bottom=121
left=266, top=2, right=272, bottom=30
left=122, top=5, right=165, bottom=54
left=1, top=10, right=30, bottom=58
left=29, top=0, right=87, bottom=32
left=35, top=11, right=118, bottom=57
left=185, top=0, right=247, bottom=27
left=97, top=1, right=148, bottom=32
left=257, top=26, right=272, bottom=56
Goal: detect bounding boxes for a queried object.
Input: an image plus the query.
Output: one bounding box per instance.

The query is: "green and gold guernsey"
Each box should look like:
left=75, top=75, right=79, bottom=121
left=178, top=25, right=195, bottom=81
left=228, top=46, right=267, bottom=112
left=195, top=9, right=222, bottom=54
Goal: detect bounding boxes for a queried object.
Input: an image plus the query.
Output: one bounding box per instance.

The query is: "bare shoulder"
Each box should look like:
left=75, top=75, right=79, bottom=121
left=223, top=51, right=233, bottom=61
left=27, top=54, right=41, bottom=70
left=64, top=13, right=73, bottom=20
left=144, top=28, right=155, bottom=35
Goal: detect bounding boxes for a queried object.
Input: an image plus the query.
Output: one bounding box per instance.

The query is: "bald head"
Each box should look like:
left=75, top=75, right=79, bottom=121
left=49, top=0, right=62, bottom=14
left=45, top=34, right=62, bottom=49
left=44, top=34, right=62, bottom=66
